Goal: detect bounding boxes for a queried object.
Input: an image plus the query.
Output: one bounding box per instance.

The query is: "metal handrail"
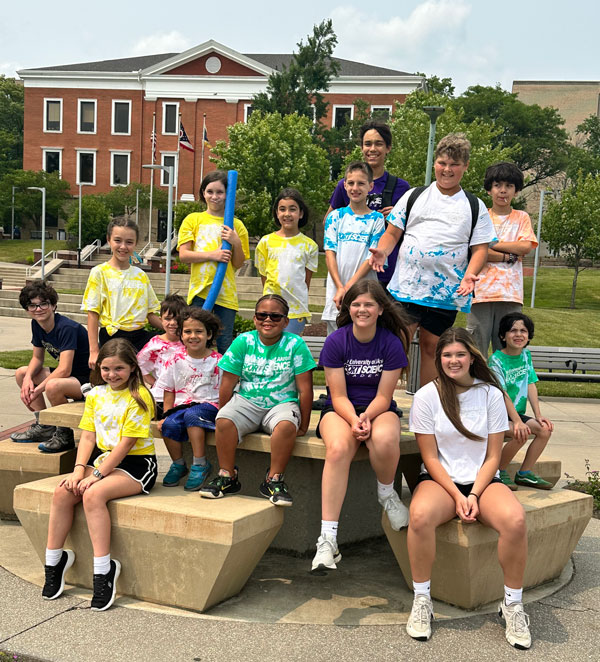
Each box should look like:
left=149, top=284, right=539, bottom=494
left=26, top=250, right=57, bottom=276
left=160, top=230, right=177, bottom=253
left=80, top=239, right=102, bottom=262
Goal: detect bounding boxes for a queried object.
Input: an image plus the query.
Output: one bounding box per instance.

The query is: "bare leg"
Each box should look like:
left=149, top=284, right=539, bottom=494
left=419, top=328, right=440, bottom=386
left=215, top=418, right=239, bottom=475
left=365, top=412, right=401, bottom=484
left=46, top=471, right=91, bottom=549
left=519, top=420, right=551, bottom=472
left=499, top=423, right=528, bottom=470
left=45, top=377, right=84, bottom=406
left=187, top=426, right=206, bottom=458
left=15, top=365, right=50, bottom=412
left=163, top=437, right=184, bottom=462
left=269, top=421, right=297, bottom=476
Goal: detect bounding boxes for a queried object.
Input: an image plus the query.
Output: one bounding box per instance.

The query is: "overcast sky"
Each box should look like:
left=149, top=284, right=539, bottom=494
left=2, top=0, right=596, bottom=94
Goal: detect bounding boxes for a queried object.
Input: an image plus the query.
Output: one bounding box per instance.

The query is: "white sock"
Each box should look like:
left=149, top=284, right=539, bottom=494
left=173, top=457, right=185, bottom=466
left=93, top=554, right=111, bottom=576
left=377, top=480, right=395, bottom=500
left=320, top=520, right=338, bottom=539
left=504, top=585, right=523, bottom=605
left=413, top=580, right=431, bottom=599
left=193, top=456, right=207, bottom=466
left=45, top=547, right=63, bottom=566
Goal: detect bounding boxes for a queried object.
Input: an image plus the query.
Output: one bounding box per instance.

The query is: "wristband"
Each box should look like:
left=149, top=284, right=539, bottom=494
left=74, top=463, right=86, bottom=469
left=468, top=492, right=479, bottom=500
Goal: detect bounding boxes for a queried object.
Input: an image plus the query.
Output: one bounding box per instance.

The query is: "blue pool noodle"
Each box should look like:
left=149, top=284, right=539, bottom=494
left=202, top=170, right=238, bottom=312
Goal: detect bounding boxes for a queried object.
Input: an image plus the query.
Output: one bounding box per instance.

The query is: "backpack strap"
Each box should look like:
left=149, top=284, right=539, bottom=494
left=404, top=185, right=427, bottom=228
left=381, top=174, right=398, bottom=209
left=464, top=190, right=479, bottom=240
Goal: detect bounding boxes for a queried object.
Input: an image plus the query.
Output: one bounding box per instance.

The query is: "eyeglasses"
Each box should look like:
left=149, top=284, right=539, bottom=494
left=255, top=311, right=286, bottom=322
left=27, top=301, right=51, bottom=311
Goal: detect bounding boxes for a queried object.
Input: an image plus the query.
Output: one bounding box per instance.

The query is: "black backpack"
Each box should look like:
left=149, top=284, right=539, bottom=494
left=381, top=174, right=398, bottom=209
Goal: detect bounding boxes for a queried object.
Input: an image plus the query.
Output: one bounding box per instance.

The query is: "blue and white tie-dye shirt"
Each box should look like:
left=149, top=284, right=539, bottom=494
left=322, top=206, right=385, bottom=321
left=386, top=185, right=497, bottom=313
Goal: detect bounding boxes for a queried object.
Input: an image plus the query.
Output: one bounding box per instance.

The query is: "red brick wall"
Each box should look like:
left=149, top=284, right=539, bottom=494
left=165, top=53, right=262, bottom=77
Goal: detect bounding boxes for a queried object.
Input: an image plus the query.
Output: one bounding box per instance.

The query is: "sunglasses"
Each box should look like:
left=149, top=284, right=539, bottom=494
left=255, top=311, right=286, bottom=322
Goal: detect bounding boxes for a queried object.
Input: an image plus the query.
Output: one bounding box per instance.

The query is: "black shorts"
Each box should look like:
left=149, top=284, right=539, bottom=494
left=99, top=327, right=157, bottom=353
left=401, top=302, right=457, bottom=338
left=519, top=414, right=533, bottom=424
left=49, top=367, right=89, bottom=389
left=316, top=403, right=402, bottom=439
left=86, top=446, right=158, bottom=494
left=418, top=472, right=502, bottom=497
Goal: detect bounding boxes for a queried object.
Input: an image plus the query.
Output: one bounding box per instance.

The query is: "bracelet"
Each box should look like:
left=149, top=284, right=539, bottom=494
left=468, top=492, right=479, bottom=500
left=74, top=463, right=86, bottom=469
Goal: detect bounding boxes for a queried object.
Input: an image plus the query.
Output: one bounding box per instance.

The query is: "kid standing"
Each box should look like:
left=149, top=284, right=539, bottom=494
left=41, top=338, right=157, bottom=612
left=488, top=313, right=554, bottom=490
left=177, top=170, right=250, bottom=353
left=468, top=162, right=537, bottom=356
left=323, top=161, right=385, bottom=335
left=156, top=308, right=222, bottom=491
left=200, top=295, right=315, bottom=506
left=255, top=188, right=319, bottom=336
left=82, top=218, right=162, bottom=368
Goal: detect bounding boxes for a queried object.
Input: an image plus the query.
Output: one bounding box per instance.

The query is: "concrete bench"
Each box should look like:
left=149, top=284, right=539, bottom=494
left=383, top=487, right=593, bottom=609
left=14, top=475, right=283, bottom=612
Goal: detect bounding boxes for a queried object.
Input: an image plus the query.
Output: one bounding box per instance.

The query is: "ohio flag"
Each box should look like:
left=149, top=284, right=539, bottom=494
left=179, top=122, right=195, bottom=152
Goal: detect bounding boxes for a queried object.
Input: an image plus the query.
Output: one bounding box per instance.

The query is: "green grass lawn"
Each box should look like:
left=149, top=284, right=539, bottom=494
left=0, top=240, right=70, bottom=264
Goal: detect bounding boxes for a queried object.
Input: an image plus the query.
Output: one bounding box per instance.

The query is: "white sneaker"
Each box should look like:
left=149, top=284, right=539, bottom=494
left=499, top=600, right=531, bottom=649
left=311, top=534, right=341, bottom=572
left=406, top=594, right=434, bottom=641
left=378, top=489, right=409, bottom=531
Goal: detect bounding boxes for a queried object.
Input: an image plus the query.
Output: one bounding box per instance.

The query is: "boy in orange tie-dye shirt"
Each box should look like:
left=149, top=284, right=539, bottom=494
left=467, top=162, right=537, bottom=356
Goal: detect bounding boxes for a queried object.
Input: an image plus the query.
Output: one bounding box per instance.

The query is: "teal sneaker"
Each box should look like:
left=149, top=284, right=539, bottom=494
left=184, top=462, right=212, bottom=491
left=499, top=469, right=518, bottom=491
left=514, top=471, right=552, bottom=490
left=163, top=462, right=188, bottom=487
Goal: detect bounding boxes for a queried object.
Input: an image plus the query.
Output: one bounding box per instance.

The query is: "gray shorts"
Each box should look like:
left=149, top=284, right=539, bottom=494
left=216, top=392, right=301, bottom=444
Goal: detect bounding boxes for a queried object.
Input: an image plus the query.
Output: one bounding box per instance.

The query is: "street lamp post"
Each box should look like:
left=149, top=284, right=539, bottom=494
left=135, top=187, right=140, bottom=227
left=11, top=186, right=18, bottom=240
left=27, top=186, right=47, bottom=279
left=422, top=106, right=445, bottom=185
left=143, top=164, right=174, bottom=294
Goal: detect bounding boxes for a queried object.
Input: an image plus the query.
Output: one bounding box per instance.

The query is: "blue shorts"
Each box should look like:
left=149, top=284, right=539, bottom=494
left=161, top=403, right=218, bottom=442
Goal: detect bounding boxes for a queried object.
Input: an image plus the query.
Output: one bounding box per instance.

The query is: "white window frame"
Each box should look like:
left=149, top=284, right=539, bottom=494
left=112, top=99, right=132, bottom=136
left=332, top=104, right=354, bottom=129
left=77, top=99, right=97, bottom=134
left=162, top=101, right=179, bottom=135
left=370, top=105, right=393, bottom=119
left=110, top=150, right=131, bottom=187
left=76, top=149, right=97, bottom=186
left=160, top=152, right=178, bottom=186
left=42, top=148, right=63, bottom=177
left=43, top=98, right=63, bottom=133
left=243, top=103, right=253, bottom=123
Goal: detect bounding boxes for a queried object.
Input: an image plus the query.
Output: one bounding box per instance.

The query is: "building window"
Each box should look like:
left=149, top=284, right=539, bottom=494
left=244, top=104, right=253, bottom=123
left=162, top=102, right=179, bottom=135
left=332, top=105, right=354, bottom=129
left=44, top=99, right=62, bottom=132
left=371, top=105, right=392, bottom=120
left=42, top=149, right=62, bottom=176
left=77, top=150, right=96, bottom=186
left=78, top=99, right=96, bottom=133
left=160, top=153, right=177, bottom=186
left=111, top=152, right=130, bottom=186
left=112, top=100, right=131, bottom=135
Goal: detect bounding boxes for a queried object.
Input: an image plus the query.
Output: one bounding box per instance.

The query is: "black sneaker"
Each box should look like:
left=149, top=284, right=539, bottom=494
left=91, top=559, right=121, bottom=611
left=200, top=470, right=241, bottom=499
left=38, top=427, right=75, bottom=453
left=311, top=394, right=328, bottom=411
left=11, top=422, right=56, bottom=443
left=42, top=549, right=75, bottom=600
left=259, top=470, right=293, bottom=507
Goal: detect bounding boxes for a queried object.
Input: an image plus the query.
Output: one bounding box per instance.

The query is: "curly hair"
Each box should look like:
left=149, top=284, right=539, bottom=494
left=179, top=307, right=222, bottom=347
left=19, top=280, right=58, bottom=310
left=435, top=133, right=471, bottom=164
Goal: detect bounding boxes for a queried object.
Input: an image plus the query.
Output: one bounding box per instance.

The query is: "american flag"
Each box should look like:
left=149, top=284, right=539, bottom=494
left=150, top=129, right=157, bottom=162
left=203, top=126, right=209, bottom=146
left=179, top=122, right=195, bottom=152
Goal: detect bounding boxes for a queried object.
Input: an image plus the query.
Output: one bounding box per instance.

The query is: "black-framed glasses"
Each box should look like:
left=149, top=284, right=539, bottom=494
left=27, top=301, right=51, bottom=311
left=255, top=311, right=286, bottom=322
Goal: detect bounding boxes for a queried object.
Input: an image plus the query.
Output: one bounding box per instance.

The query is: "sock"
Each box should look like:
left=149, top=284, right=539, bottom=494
left=45, top=547, right=63, bottom=567
left=413, top=580, right=431, bottom=599
left=320, top=520, right=338, bottom=539
left=504, top=586, right=523, bottom=605
left=517, top=470, right=532, bottom=476
left=377, top=480, right=395, bottom=500
left=34, top=411, right=40, bottom=423
left=193, top=456, right=207, bottom=466
left=173, top=457, right=185, bottom=466
left=93, top=554, right=111, bottom=576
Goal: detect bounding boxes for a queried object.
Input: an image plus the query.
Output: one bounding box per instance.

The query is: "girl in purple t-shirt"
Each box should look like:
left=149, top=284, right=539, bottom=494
left=311, top=280, right=411, bottom=573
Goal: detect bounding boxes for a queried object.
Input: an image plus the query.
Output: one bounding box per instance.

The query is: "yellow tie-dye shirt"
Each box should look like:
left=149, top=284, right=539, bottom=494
left=177, top=211, right=250, bottom=309
left=79, top=384, right=155, bottom=457
left=255, top=232, right=319, bottom=319
left=81, top=263, right=160, bottom=335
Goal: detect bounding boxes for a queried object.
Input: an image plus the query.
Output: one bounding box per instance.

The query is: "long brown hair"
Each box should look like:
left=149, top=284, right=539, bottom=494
left=91, top=338, right=155, bottom=417
left=434, top=327, right=503, bottom=441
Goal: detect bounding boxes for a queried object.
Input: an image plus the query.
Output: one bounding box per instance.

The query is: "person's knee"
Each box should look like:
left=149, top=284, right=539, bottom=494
left=44, top=379, right=62, bottom=399
left=325, top=440, right=355, bottom=465
left=272, top=420, right=297, bottom=438
left=15, top=366, right=28, bottom=385
left=408, top=502, right=435, bottom=533
left=419, top=334, right=438, bottom=358
left=82, top=487, right=105, bottom=511
left=499, top=505, right=526, bottom=539
left=52, top=483, right=72, bottom=506
left=216, top=417, right=238, bottom=440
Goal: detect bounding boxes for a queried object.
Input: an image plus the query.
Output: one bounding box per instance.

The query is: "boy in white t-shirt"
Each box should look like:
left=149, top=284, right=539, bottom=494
left=369, top=133, right=497, bottom=385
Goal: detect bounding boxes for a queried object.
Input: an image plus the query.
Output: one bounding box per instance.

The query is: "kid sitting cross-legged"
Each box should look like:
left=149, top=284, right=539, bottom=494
left=156, top=308, right=222, bottom=491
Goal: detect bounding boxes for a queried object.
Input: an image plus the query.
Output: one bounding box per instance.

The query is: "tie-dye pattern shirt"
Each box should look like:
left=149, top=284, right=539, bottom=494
left=81, top=263, right=160, bottom=335
left=155, top=351, right=221, bottom=408
left=218, top=330, right=316, bottom=409
left=488, top=349, right=538, bottom=415
left=137, top=336, right=186, bottom=402
left=255, top=232, right=319, bottom=319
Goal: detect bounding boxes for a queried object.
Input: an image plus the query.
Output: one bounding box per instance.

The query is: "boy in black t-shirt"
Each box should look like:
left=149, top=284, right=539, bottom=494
left=11, top=281, right=90, bottom=452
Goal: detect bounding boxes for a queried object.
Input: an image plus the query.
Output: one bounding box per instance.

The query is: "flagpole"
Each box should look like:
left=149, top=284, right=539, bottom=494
left=148, top=112, right=156, bottom=242
left=200, top=113, right=207, bottom=184
left=175, top=112, right=182, bottom=205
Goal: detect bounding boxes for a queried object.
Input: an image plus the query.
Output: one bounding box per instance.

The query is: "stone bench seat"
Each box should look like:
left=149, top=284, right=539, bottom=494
left=14, top=475, right=283, bottom=612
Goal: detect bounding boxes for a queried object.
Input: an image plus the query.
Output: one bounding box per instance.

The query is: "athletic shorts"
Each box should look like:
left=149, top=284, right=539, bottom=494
left=316, top=403, right=402, bottom=439
left=519, top=414, right=533, bottom=424
left=418, top=472, right=502, bottom=497
left=49, top=367, right=89, bottom=390
left=216, top=392, right=300, bottom=445
left=401, top=302, right=457, bottom=338
left=161, top=403, right=218, bottom=442
left=87, top=446, right=157, bottom=494
left=99, top=327, right=157, bottom=353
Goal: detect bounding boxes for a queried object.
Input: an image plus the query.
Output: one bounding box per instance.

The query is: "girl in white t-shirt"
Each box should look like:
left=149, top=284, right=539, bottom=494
left=406, top=327, right=530, bottom=650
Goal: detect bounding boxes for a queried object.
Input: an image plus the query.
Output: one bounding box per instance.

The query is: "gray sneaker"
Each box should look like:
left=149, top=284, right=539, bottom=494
left=406, top=594, right=434, bottom=641
left=11, top=422, right=56, bottom=443
left=38, top=428, right=75, bottom=453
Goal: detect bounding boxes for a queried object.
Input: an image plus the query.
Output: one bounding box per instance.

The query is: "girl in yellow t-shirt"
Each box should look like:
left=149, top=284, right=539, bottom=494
left=255, top=188, right=318, bottom=336
left=41, top=338, right=157, bottom=612
left=177, top=170, right=250, bottom=353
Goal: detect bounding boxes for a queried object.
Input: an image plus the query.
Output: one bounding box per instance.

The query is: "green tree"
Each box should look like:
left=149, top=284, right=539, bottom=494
left=65, top=195, right=111, bottom=246
left=211, top=112, right=332, bottom=236
left=566, top=115, right=600, bottom=181
left=101, top=183, right=167, bottom=218
left=174, top=200, right=203, bottom=231
left=542, top=173, right=600, bottom=308
left=453, top=85, right=570, bottom=188
left=252, top=20, right=340, bottom=125
left=0, top=76, right=24, bottom=177
left=416, top=72, right=454, bottom=97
